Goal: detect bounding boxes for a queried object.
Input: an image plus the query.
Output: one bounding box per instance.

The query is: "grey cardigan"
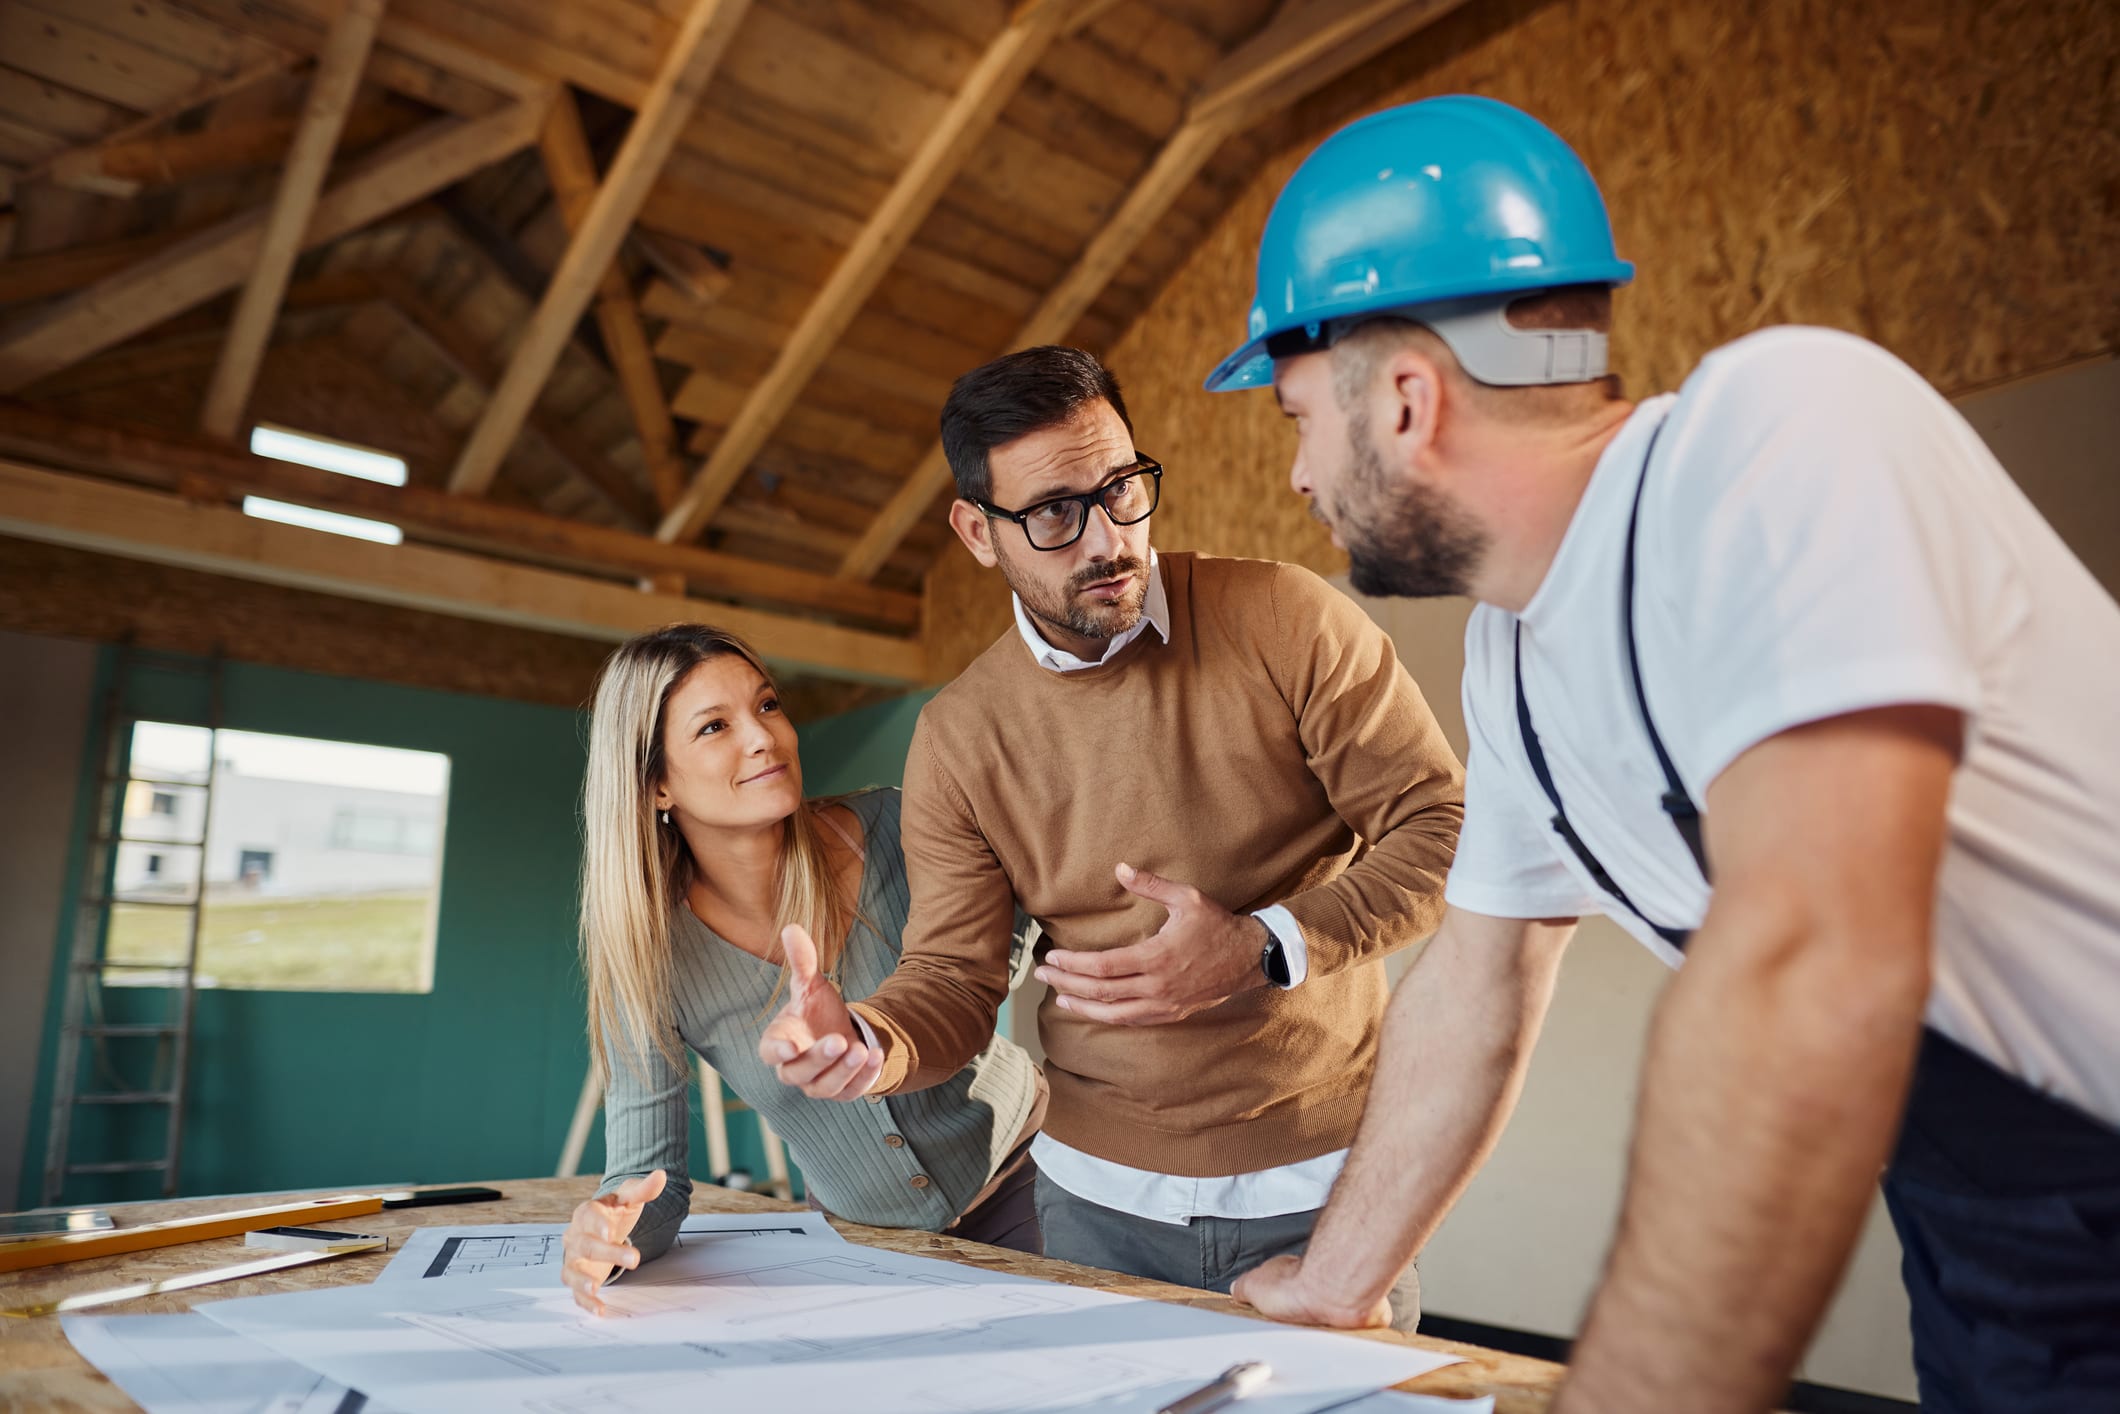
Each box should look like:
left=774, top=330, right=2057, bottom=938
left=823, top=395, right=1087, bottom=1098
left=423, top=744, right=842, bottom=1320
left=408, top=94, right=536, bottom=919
left=597, top=788, right=1040, bottom=1259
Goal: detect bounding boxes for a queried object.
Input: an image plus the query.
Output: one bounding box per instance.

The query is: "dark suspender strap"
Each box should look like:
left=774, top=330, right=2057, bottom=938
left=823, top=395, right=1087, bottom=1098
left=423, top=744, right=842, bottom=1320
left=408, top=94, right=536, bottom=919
left=1621, top=420, right=1711, bottom=881
left=1511, top=413, right=1702, bottom=949
left=1513, top=628, right=1692, bottom=948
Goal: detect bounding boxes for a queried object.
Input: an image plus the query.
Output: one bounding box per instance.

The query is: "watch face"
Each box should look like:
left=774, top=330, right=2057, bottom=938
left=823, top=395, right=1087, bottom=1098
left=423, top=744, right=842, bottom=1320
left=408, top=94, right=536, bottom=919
left=1261, top=937, right=1291, bottom=988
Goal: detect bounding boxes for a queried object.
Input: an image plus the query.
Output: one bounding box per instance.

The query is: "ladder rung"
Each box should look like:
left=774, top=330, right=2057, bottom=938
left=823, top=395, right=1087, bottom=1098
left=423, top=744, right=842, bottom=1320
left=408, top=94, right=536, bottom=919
left=66, top=1160, right=171, bottom=1175
left=73, top=1023, right=181, bottom=1038
left=91, top=896, right=199, bottom=910
left=76, top=1092, right=178, bottom=1106
left=94, top=832, right=207, bottom=847
left=118, top=774, right=212, bottom=790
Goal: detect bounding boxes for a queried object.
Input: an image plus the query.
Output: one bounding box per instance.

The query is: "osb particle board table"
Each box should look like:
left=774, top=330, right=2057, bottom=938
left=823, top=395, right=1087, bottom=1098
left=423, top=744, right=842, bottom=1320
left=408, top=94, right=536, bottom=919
left=0, top=1177, right=1565, bottom=1412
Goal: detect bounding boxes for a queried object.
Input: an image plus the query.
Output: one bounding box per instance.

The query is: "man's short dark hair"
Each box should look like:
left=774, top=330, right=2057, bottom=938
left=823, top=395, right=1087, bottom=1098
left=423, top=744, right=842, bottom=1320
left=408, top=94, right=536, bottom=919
left=939, top=346, right=1133, bottom=504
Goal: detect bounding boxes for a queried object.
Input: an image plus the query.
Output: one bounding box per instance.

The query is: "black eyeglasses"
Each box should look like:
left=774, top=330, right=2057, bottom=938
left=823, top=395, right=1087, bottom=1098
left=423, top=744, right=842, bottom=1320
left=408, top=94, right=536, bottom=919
left=974, top=456, right=1163, bottom=552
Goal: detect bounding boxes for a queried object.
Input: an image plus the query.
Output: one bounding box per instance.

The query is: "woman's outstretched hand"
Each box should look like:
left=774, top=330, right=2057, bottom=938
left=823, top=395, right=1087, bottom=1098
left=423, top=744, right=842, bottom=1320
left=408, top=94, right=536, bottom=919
left=561, top=1168, right=665, bottom=1315
left=757, top=924, right=881, bottom=1101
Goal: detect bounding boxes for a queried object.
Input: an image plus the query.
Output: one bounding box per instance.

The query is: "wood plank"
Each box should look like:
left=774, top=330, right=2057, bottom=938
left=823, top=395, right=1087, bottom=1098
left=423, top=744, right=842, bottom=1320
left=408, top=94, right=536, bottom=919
left=0, top=400, right=921, bottom=631
left=0, top=62, right=135, bottom=144
left=446, top=0, right=748, bottom=497
left=654, top=0, right=1089, bottom=543
left=200, top=0, right=388, bottom=441
left=0, top=99, right=547, bottom=392
left=42, top=0, right=288, bottom=76
left=632, top=228, right=730, bottom=308
left=1188, top=0, right=1467, bottom=129
left=44, top=97, right=401, bottom=198
left=0, top=6, right=209, bottom=113
left=0, top=458, right=925, bottom=681
left=539, top=89, right=685, bottom=512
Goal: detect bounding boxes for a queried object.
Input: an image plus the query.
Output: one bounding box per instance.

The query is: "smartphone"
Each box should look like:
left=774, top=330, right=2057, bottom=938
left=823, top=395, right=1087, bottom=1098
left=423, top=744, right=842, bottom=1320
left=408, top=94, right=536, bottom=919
left=0, top=1208, right=114, bottom=1241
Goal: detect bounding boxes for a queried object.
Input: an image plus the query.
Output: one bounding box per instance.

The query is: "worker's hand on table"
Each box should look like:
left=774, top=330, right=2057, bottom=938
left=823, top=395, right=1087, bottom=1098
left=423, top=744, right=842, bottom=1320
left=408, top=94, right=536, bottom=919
left=758, top=923, right=882, bottom=1101
left=1231, top=1254, right=1392, bottom=1329
left=1035, top=862, right=1268, bottom=1026
left=562, top=1168, right=665, bottom=1316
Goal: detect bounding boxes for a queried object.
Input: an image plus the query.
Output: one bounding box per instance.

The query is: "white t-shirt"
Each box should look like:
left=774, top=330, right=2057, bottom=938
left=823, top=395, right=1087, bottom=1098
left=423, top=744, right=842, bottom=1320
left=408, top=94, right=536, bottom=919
left=1444, top=326, right=2120, bottom=1131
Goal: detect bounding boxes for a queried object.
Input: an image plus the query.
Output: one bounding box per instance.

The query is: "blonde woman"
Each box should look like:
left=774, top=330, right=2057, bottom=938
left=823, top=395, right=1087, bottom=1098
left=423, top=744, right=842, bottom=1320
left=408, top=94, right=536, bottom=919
left=562, top=624, right=1045, bottom=1314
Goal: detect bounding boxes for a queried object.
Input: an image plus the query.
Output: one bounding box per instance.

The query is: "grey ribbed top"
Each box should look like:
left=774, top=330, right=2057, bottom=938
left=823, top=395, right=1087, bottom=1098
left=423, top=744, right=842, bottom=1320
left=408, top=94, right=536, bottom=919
left=596, top=788, right=1040, bottom=1259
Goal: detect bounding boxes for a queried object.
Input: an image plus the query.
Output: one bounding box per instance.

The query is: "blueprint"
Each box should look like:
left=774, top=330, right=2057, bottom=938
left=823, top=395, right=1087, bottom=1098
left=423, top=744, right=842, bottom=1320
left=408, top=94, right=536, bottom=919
left=379, top=1209, right=842, bottom=1282
left=60, top=1313, right=394, bottom=1414
left=202, top=1233, right=1459, bottom=1414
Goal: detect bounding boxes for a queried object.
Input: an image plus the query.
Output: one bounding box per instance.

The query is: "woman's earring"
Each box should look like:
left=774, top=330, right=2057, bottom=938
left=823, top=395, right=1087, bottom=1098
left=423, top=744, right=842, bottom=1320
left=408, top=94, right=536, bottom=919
left=658, top=808, right=670, bottom=827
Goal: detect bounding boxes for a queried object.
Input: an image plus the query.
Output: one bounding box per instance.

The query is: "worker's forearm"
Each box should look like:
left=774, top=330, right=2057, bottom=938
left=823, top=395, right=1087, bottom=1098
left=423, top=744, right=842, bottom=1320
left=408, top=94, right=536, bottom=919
left=1298, top=921, right=1567, bottom=1315
left=1556, top=923, right=1928, bottom=1413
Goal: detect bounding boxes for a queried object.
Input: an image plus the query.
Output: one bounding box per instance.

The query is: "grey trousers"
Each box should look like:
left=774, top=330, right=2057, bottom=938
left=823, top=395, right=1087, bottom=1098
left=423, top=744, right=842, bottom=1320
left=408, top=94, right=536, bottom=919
left=1033, top=1171, right=1421, bottom=1332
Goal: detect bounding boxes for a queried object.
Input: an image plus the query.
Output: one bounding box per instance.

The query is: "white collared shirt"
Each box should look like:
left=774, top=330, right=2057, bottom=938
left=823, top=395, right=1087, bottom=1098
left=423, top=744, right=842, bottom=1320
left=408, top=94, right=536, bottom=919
left=1009, top=551, right=1345, bottom=1223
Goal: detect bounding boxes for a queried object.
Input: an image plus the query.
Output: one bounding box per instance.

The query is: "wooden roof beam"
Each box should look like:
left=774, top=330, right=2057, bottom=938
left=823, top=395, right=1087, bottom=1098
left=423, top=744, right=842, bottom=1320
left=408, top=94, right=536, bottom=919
left=0, top=401, right=921, bottom=634
left=538, top=89, right=686, bottom=513
left=0, top=98, right=551, bottom=393
left=200, top=0, right=388, bottom=442
left=835, top=0, right=1469, bottom=581
left=446, top=0, right=750, bottom=499
left=652, top=0, right=1098, bottom=545
left=0, top=457, right=922, bottom=683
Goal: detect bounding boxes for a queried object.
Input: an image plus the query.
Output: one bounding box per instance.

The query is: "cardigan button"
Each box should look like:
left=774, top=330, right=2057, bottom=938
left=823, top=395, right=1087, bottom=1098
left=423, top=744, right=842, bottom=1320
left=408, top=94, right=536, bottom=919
left=884, top=1134, right=905, bottom=1149
left=908, top=1174, right=930, bottom=1190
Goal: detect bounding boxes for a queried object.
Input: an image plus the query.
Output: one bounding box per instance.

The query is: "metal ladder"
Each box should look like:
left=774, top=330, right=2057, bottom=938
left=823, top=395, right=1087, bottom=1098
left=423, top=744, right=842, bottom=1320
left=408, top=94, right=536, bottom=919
left=41, top=645, right=224, bottom=1206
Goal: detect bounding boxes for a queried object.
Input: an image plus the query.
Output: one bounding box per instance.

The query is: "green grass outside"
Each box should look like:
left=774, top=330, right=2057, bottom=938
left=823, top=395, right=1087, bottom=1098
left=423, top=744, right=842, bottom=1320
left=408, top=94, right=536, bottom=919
left=105, top=892, right=434, bottom=992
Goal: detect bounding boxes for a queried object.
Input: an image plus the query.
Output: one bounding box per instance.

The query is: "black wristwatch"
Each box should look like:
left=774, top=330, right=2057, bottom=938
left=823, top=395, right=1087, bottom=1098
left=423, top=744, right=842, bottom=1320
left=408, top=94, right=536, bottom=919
left=1259, top=919, right=1291, bottom=988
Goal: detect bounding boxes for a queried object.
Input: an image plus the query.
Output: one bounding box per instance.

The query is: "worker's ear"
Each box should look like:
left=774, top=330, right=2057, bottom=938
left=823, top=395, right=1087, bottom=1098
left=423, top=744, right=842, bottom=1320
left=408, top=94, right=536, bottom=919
left=949, top=500, right=1000, bottom=569
left=1374, top=344, right=1446, bottom=482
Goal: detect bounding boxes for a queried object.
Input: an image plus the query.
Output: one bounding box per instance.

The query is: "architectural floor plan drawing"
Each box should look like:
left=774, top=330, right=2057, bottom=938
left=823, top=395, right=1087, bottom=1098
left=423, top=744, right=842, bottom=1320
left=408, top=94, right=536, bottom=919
left=203, top=1233, right=1459, bottom=1414
left=379, top=1210, right=842, bottom=1282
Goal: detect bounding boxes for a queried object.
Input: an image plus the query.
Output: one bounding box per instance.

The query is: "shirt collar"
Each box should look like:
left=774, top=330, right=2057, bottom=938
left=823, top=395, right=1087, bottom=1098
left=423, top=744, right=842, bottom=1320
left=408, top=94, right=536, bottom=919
left=1012, top=549, right=1168, bottom=674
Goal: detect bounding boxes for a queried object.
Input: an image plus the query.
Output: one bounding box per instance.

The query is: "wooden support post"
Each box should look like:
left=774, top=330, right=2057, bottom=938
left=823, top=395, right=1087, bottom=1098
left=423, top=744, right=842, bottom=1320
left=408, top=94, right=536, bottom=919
left=447, top=0, right=750, bottom=498
left=200, top=0, right=388, bottom=441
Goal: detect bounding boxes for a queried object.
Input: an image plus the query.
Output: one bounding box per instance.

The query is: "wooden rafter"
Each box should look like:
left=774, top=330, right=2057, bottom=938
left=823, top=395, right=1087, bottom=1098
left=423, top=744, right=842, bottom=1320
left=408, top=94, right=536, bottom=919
left=200, top=0, right=388, bottom=441
left=44, top=103, right=404, bottom=200
left=538, top=89, right=686, bottom=513
left=0, top=457, right=922, bottom=684
left=836, top=0, right=1471, bottom=581
left=446, top=0, right=751, bottom=498
left=0, top=403, right=921, bottom=633
left=0, top=98, right=551, bottom=393
left=652, top=0, right=1093, bottom=544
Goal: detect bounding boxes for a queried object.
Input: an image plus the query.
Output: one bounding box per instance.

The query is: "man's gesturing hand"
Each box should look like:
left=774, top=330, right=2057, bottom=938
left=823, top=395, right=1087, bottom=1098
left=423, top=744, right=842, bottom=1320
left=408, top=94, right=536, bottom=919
left=1035, top=862, right=1269, bottom=1026
left=756, top=924, right=881, bottom=1100
left=562, top=1169, right=665, bottom=1315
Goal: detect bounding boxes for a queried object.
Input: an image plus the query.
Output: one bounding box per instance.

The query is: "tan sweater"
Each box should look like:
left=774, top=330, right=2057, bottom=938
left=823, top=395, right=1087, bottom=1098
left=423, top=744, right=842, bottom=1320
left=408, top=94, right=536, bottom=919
left=852, top=553, right=1464, bottom=1175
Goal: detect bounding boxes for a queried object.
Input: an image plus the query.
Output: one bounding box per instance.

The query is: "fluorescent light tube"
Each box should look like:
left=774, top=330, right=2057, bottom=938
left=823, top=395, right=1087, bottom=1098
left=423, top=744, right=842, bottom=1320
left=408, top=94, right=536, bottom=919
left=250, top=424, right=407, bottom=486
left=241, top=496, right=403, bottom=545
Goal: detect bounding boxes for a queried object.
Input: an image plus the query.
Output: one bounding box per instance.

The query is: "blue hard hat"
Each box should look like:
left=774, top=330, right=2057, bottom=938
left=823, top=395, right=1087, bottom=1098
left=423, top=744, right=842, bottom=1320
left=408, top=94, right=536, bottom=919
left=1204, top=96, right=1634, bottom=392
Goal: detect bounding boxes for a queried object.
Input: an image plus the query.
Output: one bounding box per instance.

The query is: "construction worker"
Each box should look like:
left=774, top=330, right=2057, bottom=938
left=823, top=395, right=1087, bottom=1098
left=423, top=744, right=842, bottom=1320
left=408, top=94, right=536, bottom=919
left=1211, top=96, right=2120, bottom=1412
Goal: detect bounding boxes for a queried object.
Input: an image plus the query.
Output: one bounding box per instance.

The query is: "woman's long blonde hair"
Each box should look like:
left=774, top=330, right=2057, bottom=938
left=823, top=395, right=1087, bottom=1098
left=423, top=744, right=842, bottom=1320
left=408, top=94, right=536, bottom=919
left=580, top=624, right=856, bottom=1081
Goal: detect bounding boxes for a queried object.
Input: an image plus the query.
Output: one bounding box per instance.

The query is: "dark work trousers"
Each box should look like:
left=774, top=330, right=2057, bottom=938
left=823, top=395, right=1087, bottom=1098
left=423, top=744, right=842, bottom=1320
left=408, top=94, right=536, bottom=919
left=1033, top=1171, right=1421, bottom=1332
left=1881, top=1028, right=2120, bottom=1412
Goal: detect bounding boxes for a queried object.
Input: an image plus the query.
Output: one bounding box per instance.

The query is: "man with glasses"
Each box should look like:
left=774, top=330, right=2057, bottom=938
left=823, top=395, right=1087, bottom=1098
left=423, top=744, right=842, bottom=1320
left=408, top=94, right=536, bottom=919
left=759, top=345, right=1464, bottom=1325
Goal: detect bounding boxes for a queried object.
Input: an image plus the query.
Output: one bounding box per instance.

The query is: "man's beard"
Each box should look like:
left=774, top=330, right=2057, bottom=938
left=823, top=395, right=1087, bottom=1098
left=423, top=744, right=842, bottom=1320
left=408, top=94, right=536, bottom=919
left=995, top=546, right=1150, bottom=644
left=1335, top=416, right=1487, bottom=600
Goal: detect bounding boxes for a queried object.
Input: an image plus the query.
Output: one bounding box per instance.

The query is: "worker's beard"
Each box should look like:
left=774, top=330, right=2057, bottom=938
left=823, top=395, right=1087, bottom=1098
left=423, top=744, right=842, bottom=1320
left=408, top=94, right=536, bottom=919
left=1336, top=416, right=1487, bottom=600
